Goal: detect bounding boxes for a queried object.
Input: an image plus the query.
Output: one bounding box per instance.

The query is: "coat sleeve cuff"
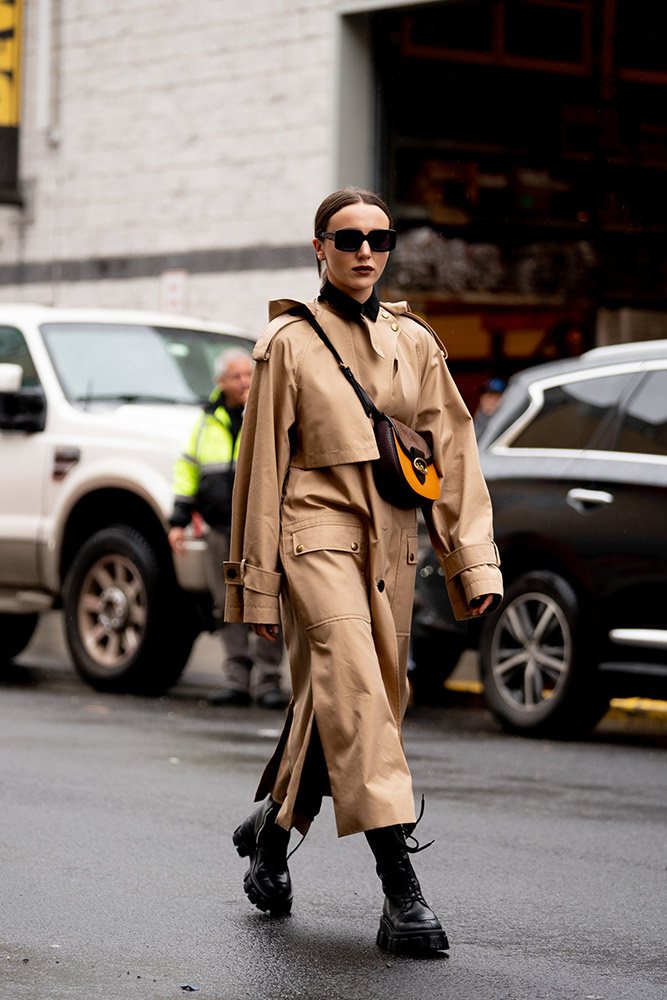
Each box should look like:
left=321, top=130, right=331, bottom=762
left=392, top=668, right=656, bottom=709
left=223, top=560, right=283, bottom=625
left=446, top=563, right=504, bottom=621
left=223, top=560, right=282, bottom=594
left=443, top=542, right=500, bottom=581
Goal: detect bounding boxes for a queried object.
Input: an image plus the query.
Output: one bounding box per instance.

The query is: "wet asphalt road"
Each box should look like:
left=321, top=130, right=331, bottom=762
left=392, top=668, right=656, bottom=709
left=2, top=617, right=666, bottom=1000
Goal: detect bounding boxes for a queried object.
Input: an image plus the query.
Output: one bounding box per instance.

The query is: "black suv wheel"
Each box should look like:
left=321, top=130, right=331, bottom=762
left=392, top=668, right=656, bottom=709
left=479, top=571, right=609, bottom=738
left=63, top=525, right=195, bottom=695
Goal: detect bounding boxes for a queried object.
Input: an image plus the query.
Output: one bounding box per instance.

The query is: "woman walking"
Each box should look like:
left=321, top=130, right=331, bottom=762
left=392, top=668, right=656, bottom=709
left=225, top=188, right=502, bottom=955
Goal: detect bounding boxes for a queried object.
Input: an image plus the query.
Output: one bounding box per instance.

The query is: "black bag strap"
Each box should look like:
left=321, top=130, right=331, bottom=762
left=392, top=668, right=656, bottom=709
left=289, top=305, right=381, bottom=422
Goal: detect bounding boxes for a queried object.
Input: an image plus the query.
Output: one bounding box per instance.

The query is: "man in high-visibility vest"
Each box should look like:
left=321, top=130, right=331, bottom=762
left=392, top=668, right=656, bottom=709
left=168, top=348, right=287, bottom=708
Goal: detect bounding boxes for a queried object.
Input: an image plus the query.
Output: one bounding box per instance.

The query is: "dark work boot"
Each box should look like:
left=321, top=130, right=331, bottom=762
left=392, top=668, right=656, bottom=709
left=232, top=797, right=292, bottom=916
left=365, top=824, right=449, bottom=955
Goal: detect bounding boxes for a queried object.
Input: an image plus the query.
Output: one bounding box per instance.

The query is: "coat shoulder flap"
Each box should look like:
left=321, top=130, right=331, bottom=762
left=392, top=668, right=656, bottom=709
left=380, top=300, right=448, bottom=359
left=252, top=305, right=307, bottom=362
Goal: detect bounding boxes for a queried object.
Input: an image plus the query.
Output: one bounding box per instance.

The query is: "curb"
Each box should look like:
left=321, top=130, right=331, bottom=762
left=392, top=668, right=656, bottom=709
left=604, top=697, right=667, bottom=721
left=443, top=679, right=667, bottom=720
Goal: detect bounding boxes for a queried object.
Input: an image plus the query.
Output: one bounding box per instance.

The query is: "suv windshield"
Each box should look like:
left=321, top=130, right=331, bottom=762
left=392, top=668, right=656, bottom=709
left=41, top=322, right=252, bottom=407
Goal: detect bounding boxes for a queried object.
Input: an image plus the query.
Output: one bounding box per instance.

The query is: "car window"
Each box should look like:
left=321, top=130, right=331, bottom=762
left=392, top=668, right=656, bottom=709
left=0, top=326, right=40, bottom=387
left=509, top=373, right=634, bottom=450
left=616, top=370, right=667, bottom=457
left=40, top=323, right=252, bottom=406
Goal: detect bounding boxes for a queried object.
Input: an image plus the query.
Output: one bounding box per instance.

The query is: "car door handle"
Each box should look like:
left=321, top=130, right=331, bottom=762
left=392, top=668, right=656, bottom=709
left=566, top=488, right=615, bottom=514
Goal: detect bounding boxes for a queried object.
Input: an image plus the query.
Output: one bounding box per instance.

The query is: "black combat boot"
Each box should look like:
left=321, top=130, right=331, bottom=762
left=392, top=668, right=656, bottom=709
left=232, top=797, right=293, bottom=916
left=365, top=824, right=449, bottom=955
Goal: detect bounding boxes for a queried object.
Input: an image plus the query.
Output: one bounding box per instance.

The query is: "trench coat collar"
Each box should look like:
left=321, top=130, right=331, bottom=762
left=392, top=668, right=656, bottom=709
left=315, top=291, right=389, bottom=360
left=263, top=295, right=391, bottom=361
left=317, top=281, right=389, bottom=357
left=262, top=296, right=448, bottom=365
left=267, top=295, right=409, bottom=325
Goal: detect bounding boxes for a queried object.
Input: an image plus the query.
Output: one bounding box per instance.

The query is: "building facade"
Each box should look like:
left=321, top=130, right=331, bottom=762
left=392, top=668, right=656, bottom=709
left=1, top=1, right=666, bottom=396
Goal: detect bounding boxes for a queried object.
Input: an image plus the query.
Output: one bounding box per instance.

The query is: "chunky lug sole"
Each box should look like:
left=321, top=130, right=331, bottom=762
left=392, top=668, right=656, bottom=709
left=376, top=915, right=449, bottom=956
left=232, top=821, right=293, bottom=916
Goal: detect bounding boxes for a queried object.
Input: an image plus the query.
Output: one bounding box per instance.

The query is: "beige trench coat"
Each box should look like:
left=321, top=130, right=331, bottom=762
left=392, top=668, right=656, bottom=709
left=224, top=296, right=502, bottom=838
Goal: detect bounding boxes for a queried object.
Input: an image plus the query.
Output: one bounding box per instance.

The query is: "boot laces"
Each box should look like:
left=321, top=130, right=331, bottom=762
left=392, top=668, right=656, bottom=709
left=286, top=833, right=306, bottom=862
left=383, top=845, right=428, bottom=906
left=401, top=794, right=434, bottom=854
left=257, top=800, right=307, bottom=865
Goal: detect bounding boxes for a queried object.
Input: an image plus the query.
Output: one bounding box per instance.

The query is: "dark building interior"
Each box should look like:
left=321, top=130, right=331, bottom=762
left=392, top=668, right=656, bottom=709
left=372, top=0, right=667, bottom=409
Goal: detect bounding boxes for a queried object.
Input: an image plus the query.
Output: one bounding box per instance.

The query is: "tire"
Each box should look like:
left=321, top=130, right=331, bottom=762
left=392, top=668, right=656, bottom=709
left=63, top=525, right=195, bottom=695
left=0, top=613, right=39, bottom=662
left=479, top=571, right=609, bottom=738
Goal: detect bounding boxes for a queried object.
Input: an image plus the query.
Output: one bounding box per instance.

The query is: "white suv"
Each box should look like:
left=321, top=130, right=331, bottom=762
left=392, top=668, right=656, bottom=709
left=0, top=304, right=254, bottom=694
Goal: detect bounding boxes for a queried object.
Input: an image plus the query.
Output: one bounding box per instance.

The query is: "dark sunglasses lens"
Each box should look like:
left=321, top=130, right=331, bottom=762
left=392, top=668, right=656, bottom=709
left=368, top=230, right=396, bottom=252
left=333, top=229, right=396, bottom=252
left=334, top=230, right=363, bottom=251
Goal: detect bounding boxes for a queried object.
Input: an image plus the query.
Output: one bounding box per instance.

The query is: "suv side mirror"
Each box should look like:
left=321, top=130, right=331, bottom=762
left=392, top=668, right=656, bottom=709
left=0, top=363, right=47, bottom=432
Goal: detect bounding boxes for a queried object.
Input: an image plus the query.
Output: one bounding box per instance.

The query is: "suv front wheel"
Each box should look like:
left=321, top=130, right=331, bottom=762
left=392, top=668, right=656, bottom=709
left=479, top=571, right=609, bottom=738
left=63, top=525, right=195, bottom=695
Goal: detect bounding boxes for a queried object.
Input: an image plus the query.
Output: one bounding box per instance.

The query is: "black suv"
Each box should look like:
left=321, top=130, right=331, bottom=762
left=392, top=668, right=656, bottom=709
left=412, top=339, right=667, bottom=738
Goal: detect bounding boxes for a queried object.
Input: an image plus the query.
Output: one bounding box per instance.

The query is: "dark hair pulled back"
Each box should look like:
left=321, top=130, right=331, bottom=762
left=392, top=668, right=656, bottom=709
left=313, top=187, right=393, bottom=277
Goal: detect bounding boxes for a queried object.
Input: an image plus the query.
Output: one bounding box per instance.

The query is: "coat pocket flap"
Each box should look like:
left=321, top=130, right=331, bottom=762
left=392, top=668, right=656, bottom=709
left=292, top=521, right=364, bottom=556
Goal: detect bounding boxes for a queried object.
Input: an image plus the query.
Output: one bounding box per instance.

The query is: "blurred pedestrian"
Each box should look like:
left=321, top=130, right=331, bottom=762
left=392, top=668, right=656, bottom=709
left=225, top=188, right=502, bottom=954
left=473, top=376, right=506, bottom=438
left=168, top=348, right=287, bottom=709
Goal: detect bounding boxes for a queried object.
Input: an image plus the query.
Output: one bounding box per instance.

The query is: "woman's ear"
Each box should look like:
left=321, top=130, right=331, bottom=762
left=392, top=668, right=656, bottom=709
left=313, top=236, right=326, bottom=276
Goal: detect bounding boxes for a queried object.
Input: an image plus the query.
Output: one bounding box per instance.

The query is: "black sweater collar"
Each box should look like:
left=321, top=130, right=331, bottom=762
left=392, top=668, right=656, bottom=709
left=318, top=279, right=380, bottom=323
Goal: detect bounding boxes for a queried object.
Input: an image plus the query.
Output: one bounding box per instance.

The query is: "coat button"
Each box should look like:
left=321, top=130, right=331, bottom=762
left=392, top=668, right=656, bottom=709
left=226, top=568, right=237, bottom=579
left=377, top=579, right=385, bottom=592
left=381, top=311, right=390, bottom=319
left=391, top=322, right=399, bottom=331
left=351, top=541, right=359, bottom=551
left=409, top=552, right=416, bottom=563
left=296, top=544, right=304, bottom=553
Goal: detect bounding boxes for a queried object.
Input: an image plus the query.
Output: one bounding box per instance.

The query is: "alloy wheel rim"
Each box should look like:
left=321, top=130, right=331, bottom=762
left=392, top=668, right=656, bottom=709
left=490, top=591, right=572, bottom=713
left=78, top=554, right=148, bottom=669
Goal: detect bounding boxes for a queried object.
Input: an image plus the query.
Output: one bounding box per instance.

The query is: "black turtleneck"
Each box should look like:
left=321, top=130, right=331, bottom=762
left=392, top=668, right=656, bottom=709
left=318, top=279, right=380, bottom=323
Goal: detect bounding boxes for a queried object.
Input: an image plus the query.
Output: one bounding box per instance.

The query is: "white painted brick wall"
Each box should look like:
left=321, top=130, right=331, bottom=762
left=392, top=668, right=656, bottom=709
left=1, top=0, right=354, bottom=324
left=1, top=1, right=419, bottom=324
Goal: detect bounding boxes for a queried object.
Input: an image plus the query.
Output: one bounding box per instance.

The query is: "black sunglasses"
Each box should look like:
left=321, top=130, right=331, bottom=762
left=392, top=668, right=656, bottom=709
left=318, top=228, right=397, bottom=253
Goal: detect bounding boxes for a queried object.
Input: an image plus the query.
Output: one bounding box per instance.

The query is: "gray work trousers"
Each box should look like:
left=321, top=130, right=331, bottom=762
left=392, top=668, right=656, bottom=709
left=205, top=527, right=284, bottom=697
